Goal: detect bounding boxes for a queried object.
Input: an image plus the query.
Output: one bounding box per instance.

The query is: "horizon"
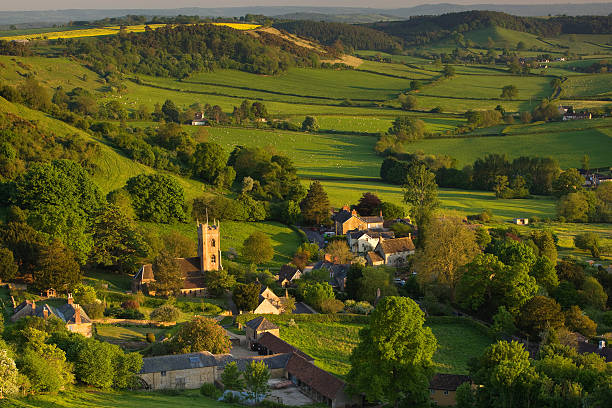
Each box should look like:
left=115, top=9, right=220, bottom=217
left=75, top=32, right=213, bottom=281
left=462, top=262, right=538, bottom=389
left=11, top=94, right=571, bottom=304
left=1, top=1, right=611, bottom=12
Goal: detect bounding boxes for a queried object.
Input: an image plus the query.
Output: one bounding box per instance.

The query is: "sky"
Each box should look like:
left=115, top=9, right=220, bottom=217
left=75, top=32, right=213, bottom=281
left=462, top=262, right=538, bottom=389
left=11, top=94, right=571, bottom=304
left=1, top=0, right=610, bottom=12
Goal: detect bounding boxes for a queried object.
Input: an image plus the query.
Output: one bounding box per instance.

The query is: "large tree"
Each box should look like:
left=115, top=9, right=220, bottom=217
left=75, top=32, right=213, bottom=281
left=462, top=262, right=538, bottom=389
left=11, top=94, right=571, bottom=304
left=356, top=266, right=398, bottom=304
left=0, top=348, right=19, bottom=398
left=300, top=181, right=330, bottom=225
left=347, top=297, right=437, bottom=407
left=356, top=192, right=382, bottom=216
left=33, top=240, right=81, bottom=291
left=204, top=269, right=236, bottom=297
left=0, top=247, right=18, bottom=282
left=151, top=250, right=184, bottom=296
left=172, top=316, right=230, bottom=354
left=244, top=360, right=270, bottom=402
left=414, top=217, right=479, bottom=299
left=232, top=283, right=261, bottom=312
left=403, top=163, right=439, bottom=229
left=518, top=295, right=564, bottom=338
left=125, top=174, right=187, bottom=223
left=191, top=142, right=229, bottom=186
left=242, top=231, right=274, bottom=265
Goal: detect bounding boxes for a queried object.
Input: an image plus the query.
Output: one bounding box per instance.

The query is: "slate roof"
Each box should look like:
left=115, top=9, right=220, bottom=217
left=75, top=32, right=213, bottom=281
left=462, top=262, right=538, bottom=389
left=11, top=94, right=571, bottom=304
left=379, top=237, right=415, bottom=254
left=577, top=342, right=612, bottom=363
left=140, top=351, right=230, bottom=374
left=279, top=265, right=300, bottom=282
left=257, top=332, right=314, bottom=361
left=367, top=251, right=384, bottom=263
left=227, top=353, right=292, bottom=371
left=14, top=301, right=91, bottom=325
left=430, top=374, right=471, bottom=391
left=245, top=317, right=279, bottom=332
left=286, top=353, right=346, bottom=400
left=134, top=257, right=206, bottom=290
left=57, top=303, right=91, bottom=324
left=360, top=215, right=384, bottom=224
left=134, top=264, right=155, bottom=282
left=332, top=210, right=353, bottom=224
left=177, top=257, right=201, bottom=274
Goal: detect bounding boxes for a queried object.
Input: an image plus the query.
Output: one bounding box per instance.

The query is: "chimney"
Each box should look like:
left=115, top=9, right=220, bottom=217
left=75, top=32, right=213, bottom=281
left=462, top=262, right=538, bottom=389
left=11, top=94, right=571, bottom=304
left=342, top=205, right=350, bottom=211
left=43, top=308, right=48, bottom=320
left=351, top=209, right=357, bottom=216
left=75, top=307, right=81, bottom=324
left=67, top=293, right=73, bottom=305
left=324, top=253, right=332, bottom=263
left=599, top=340, right=606, bottom=350
left=379, top=210, right=383, bottom=217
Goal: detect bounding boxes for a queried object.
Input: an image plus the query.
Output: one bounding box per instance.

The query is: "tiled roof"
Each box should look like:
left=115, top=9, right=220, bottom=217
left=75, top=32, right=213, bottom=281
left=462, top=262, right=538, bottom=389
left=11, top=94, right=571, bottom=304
left=140, top=352, right=230, bottom=374
left=245, top=317, right=279, bottom=332
left=429, top=374, right=471, bottom=391
left=359, top=216, right=384, bottom=224
left=257, top=332, right=314, bottom=361
left=379, top=237, right=415, bottom=254
left=286, top=353, right=346, bottom=400
left=279, top=265, right=300, bottom=281
left=135, top=264, right=155, bottom=282
left=367, top=251, right=384, bottom=263
left=176, top=257, right=201, bottom=274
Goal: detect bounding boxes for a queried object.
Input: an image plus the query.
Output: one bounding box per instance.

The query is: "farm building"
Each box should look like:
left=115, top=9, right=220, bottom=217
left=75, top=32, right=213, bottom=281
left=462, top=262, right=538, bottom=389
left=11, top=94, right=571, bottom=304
left=513, top=218, right=529, bottom=225
left=191, top=111, right=208, bottom=126
left=245, top=317, right=280, bottom=346
left=429, top=374, right=472, bottom=406
left=367, top=236, right=416, bottom=267
left=277, top=265, right=302, bottom=287
left=332, top=206, right=384, bottom=235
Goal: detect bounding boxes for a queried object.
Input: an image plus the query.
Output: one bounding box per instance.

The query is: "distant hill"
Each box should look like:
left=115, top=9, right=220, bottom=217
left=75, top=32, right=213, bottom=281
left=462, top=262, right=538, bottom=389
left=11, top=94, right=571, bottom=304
left=273, top=12, right=401, bottom=24
left=2, top=4, right=612, bottom=27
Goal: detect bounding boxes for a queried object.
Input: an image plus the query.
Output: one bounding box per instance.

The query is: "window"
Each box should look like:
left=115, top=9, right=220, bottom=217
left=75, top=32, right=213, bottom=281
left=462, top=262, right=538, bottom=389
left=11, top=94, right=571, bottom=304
left=211, top=254, right=216, bottom=264
left=430, top=389, right=434, bottom=394
left=211, top=238, right=216, bottom=247
left=161, top=371, right=166, bottom=377
left=443, top=391, right=449, bottom=395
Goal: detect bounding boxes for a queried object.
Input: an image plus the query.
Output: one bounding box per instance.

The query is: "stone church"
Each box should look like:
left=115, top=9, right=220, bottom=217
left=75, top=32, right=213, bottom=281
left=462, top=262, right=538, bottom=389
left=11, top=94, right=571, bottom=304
left=132, top=221, right=221, bottom=296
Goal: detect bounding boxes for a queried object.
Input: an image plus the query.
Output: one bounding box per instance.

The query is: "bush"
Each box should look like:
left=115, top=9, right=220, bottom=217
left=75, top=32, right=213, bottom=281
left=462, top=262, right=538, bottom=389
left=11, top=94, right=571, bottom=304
left=150, top=304, right=181, bottom=322
left=121, top=300, right=140, bottom=310
left=82, top=302, right=105, bottom=319
left=104, top=308, right=145, bottom=320
left=320, top=298, right=344, bottom=314
left=200, top=383, right=222, bottom=399
left=146, top=333, right=156, bottom=343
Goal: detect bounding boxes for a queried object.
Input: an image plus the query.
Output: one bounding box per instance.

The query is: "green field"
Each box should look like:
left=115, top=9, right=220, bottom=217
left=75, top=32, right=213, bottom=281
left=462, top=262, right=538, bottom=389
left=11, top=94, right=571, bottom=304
left=275, top=317, right=492, bottom=377
left=4, top=390, right=233, bottom=408
left=96, top=325, right=167, bottom=342
left=563, top=73, right=612, bottom=99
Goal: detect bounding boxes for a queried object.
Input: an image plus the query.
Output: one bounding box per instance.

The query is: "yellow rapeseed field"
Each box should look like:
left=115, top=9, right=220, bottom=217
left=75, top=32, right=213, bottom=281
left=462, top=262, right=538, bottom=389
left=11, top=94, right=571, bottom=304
left=0, top=22, right=261, bottom=42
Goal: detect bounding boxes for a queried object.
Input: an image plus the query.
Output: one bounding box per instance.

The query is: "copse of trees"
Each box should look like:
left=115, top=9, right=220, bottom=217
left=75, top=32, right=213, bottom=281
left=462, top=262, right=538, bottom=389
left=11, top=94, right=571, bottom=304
left=124, top=174, right=187, bottom=223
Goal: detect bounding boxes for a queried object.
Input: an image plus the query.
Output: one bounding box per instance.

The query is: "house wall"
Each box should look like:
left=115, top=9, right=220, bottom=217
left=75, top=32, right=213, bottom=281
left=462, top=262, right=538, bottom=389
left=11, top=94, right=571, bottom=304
left=140, top=366, right=216, bottom=390
left=430, top=389, right=456, bottom=406
left=366, top=221, right=383, bottom=229
left=384, top=251, right=413, bottom=266
left=338, top=217, right=366, bottom=235
left=66, top=323, right=93, bottom=338
left=356, top=236, right=379, bottom=253
left=332, top=388, right=361, bottom=408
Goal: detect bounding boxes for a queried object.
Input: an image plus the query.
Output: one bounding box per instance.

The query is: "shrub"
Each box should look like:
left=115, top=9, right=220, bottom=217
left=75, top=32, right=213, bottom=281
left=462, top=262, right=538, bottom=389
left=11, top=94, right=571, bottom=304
left=104, top=308, right=145, bottom=320
left=121, top=300, right=140, bottom=310
left=320, top=298, right=344, bottom=314
left=200, top=383, right=222, bottom=399
left=83, top=302, right=105, bottom=319
left=150, top=304, right=180, bottom=322
left=146, top=333, right=156, bottom=343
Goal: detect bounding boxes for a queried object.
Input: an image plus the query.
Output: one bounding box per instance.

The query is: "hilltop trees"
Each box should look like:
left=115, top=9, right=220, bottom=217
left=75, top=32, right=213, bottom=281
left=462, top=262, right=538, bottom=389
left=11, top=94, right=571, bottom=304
left=348, top=297, right=437, bottom=407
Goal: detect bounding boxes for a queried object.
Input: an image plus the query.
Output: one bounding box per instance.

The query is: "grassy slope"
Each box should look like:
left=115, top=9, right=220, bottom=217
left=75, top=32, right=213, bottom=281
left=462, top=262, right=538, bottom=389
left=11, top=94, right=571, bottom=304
left=277, top=319, right=492, bottom=377
left=4, top=390, right=234, bottom=408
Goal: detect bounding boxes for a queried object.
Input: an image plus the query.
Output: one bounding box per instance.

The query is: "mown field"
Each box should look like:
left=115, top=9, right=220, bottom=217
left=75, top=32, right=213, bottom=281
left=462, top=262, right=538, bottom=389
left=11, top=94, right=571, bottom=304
left=4, top=390, right=234, bottom=408
left=276, top=317, right=493, bottom=377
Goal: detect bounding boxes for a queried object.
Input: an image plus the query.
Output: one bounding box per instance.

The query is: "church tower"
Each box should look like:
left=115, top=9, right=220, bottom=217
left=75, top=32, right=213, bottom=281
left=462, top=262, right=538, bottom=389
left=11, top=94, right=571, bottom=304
left=197, top=221, right=221, bottom=272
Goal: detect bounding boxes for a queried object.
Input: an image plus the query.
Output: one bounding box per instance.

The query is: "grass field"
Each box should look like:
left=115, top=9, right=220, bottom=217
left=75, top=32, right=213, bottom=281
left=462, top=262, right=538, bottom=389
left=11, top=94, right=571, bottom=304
left=96, top=325, right=167, bottom=342
left=275, top=317, right=492, bottom=377
left=563, top=73, right=612, bottom=99
left=4, top=389, right=234, bottom=408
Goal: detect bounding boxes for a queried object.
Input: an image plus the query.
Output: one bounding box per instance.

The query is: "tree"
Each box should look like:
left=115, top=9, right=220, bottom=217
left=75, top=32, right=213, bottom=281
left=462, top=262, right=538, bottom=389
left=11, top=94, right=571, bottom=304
left=150, top=304, right=181, bottom=322
left=161, top=231, right=196, bottom=258
left=204, top=269, right=236, bottom=296
left=489, top=306, right=517, bottom=339
left=557, top=192, right=589, bottom=222
left=553, top=168, right=583, bottom=196
left=356, top=266, right=398, bottom=304
left=280, top=295, right=296, bottom=314
left=356, top=192, right=382, bottom=216
left=243, top=360, right=270, bottom=402
left=242, top=232, right=274, bottom=265
left=72, top=283, right=98, bottom=305
left=301, top=116, right=319, bottom=132
left=33, top=240, right=81, bottom=291
left=493, top=175, right=509, bottom=198
left=125, top=174, right=187, bottom=223
left=221, top=361, right=244, bottom=391
left=300, top=281, right=335, bottom=311
left=415, top=217, right=479, bottom=299
left=300, top=181, right=330, bottom=225
left=320, top=298, right=344, bottom=314
left=403, top=163, right=439, bottom=228
left=0, top=247, right=17, bottom=282
left=191, top=142, right=229, bottom=185
left=172, top=316, right=230, bottom=354
left=232, top=283, right=261, bottom=312
left=325, top=240, right=353, bottom=264
left=443, top=65, right=455, bottom=77
left=500, top=85, right=518, bottom=99
left=575, top=232, right=601, bottom=258
left=161, top=99, right=180, bottom=123
left=379, top=202, right=406, bottom=219
left=347, top=297, right=437, bottom=407
left=410, top=80, right=422, bottom=91
left=564, top=305, right=597, bottom=338
left=550, top=78, right=562, bottom=90
left=387, top=117, right=425, bottom=143
left=475, top=226, right=491, bottom=249
left=531, top=230, right=557, bottom=263
left=398, top=94, right=417, bottom=110
left=90, top=205, right=148, bottom=272
left=0, top=348, right=19, bottom=398
left=582, top=277, right=607, bottom=310
left=151, top=250, right=184, bottom=296
left=518, top=296, right=564, bottom=338
left=531, top=256, right=559, bottom=291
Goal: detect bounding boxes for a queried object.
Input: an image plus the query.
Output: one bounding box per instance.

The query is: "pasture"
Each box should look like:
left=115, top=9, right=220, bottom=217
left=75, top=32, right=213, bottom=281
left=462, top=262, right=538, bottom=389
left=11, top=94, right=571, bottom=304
left=562, top=73, right=612, bottom=99
left=4, top=390, right=235, bottom=408
left=275, top=317, right=492, bottom=377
